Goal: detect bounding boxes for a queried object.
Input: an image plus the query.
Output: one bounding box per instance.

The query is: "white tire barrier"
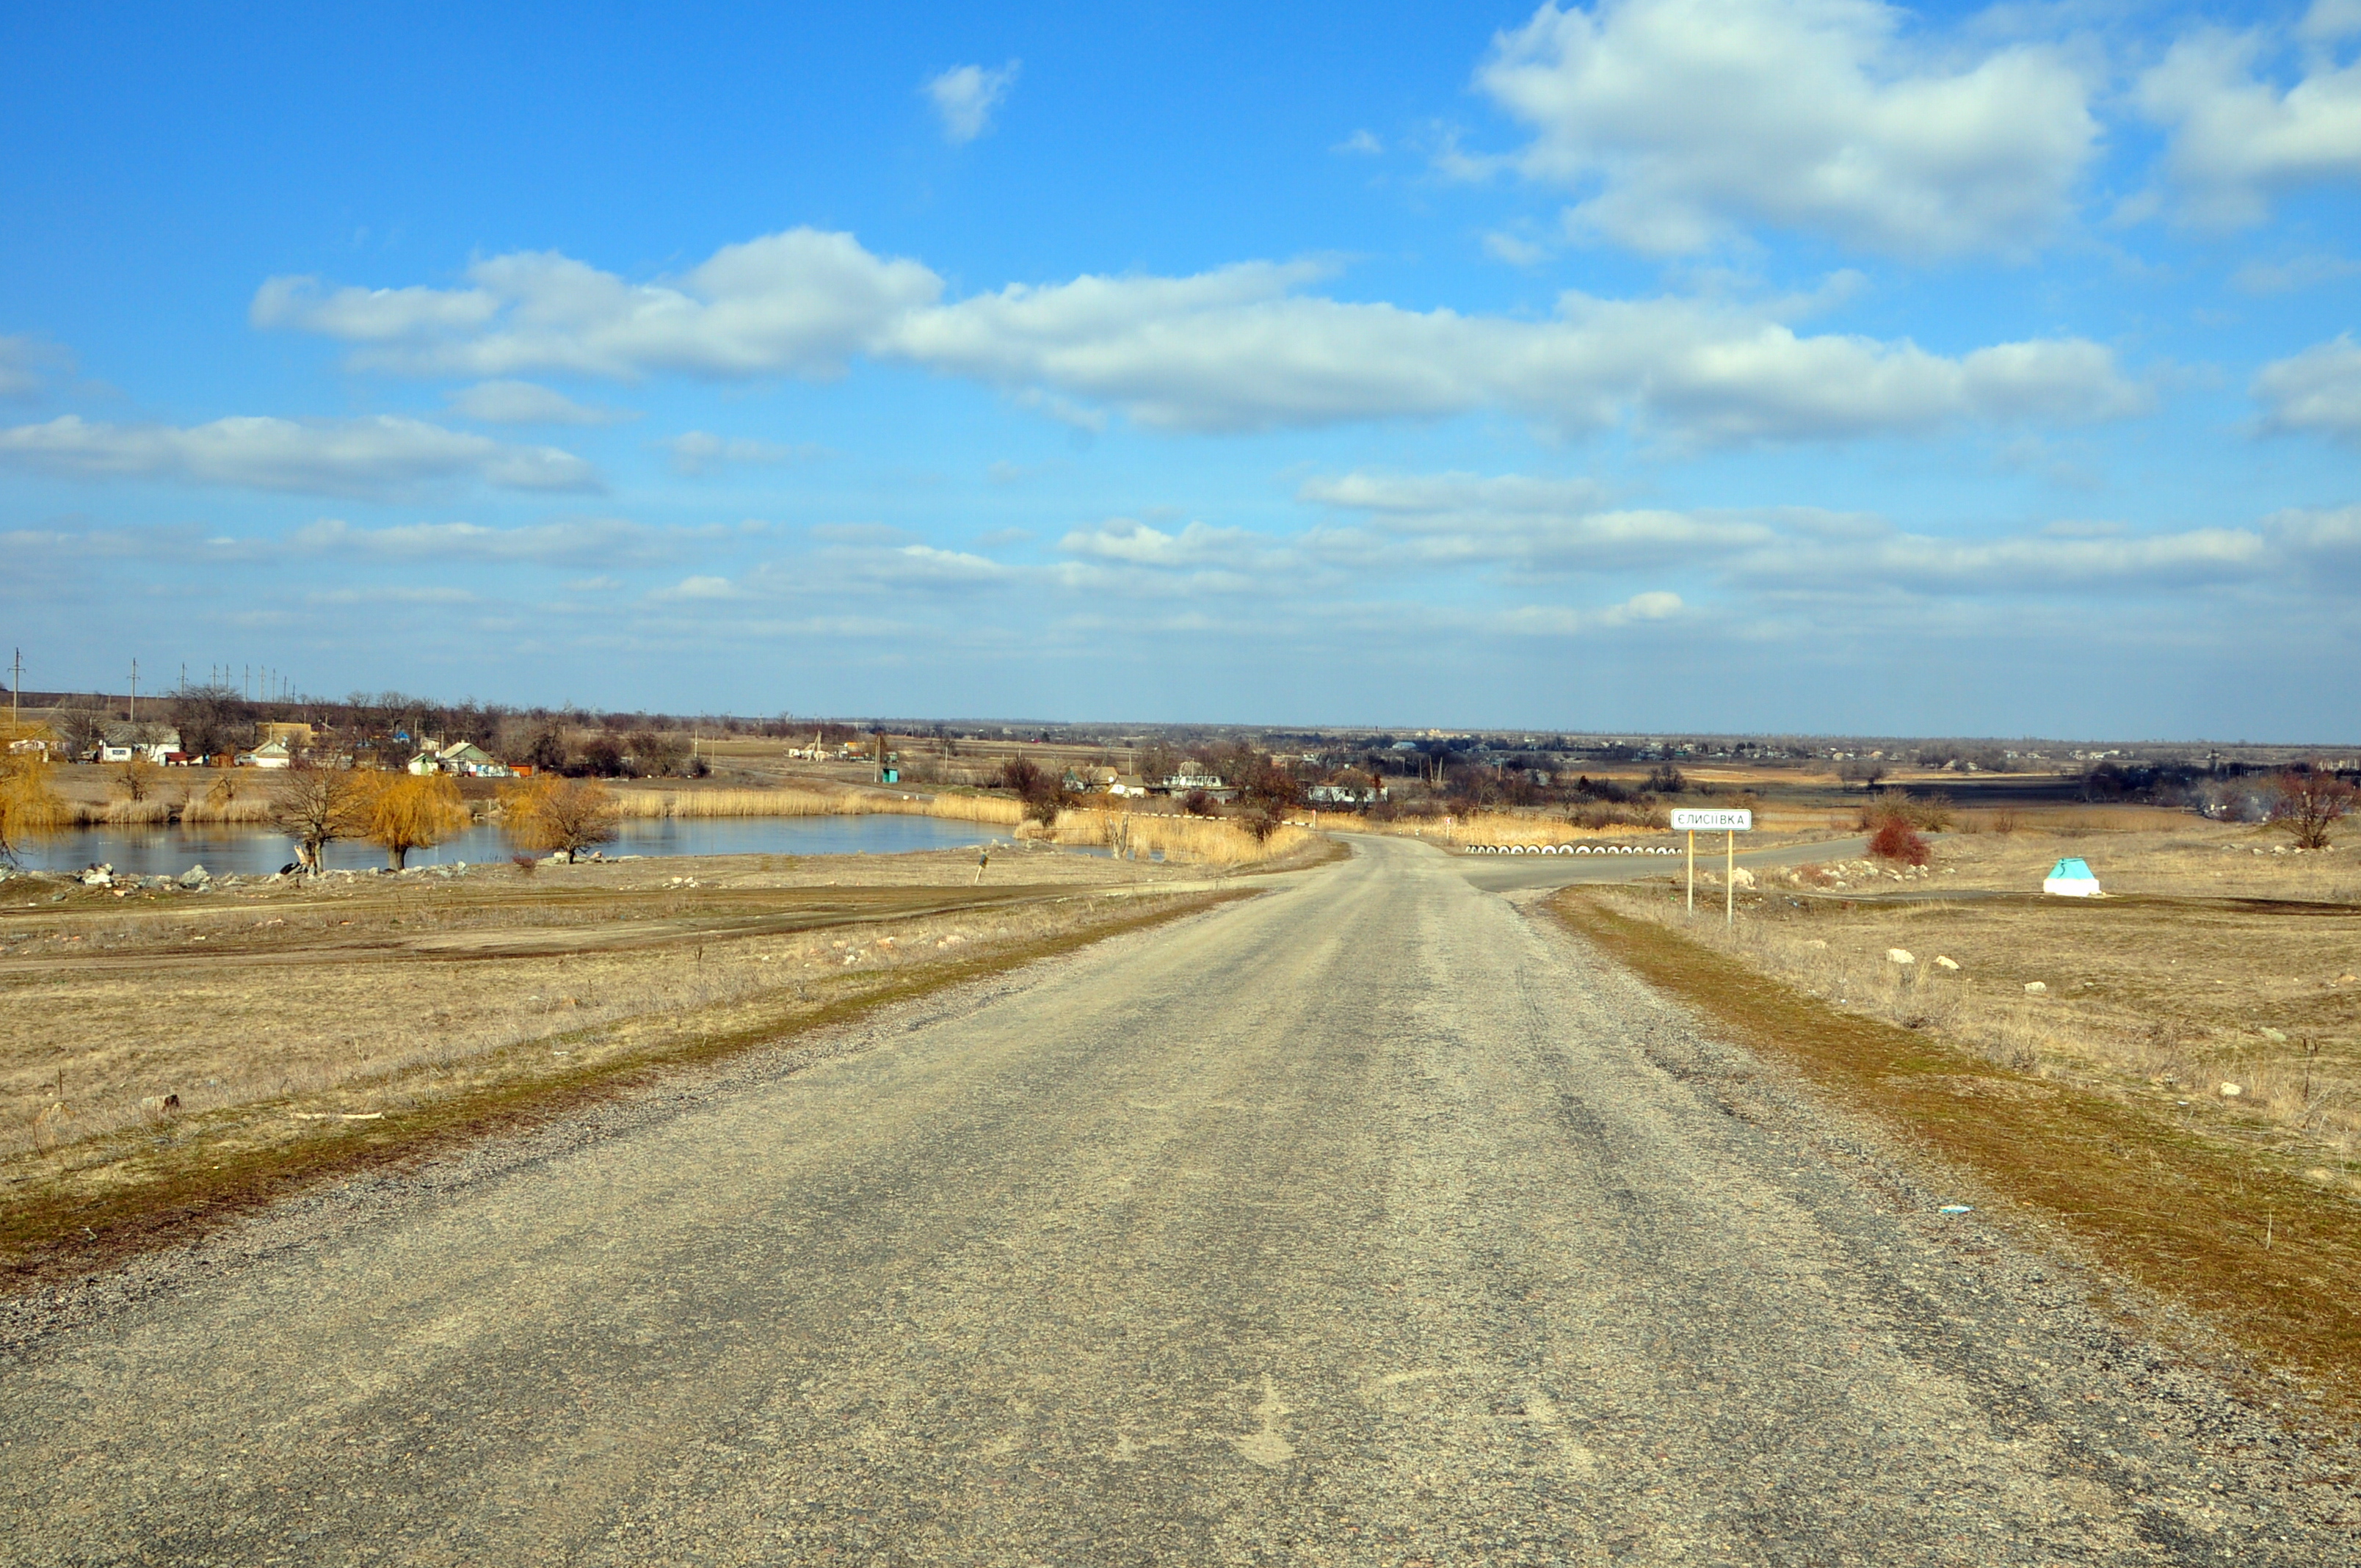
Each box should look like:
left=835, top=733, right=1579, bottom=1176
left=1459, top=843, right=1681, bottom=855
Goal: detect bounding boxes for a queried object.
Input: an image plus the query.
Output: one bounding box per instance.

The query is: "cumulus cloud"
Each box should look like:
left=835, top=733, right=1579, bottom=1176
left=924, top=61, right=1020, bottom=145
left=446, top=380, right=631, bottom=425
left=255, top=228, right=2143, bottom=443
left=661, top=430, right=822, bottom=475
left=2253, top=335, right=2361, bottom=443
left=0, top=413, right=598, bottom=496
left=254, top=228, right=943, bottom=380
left=892, top=266, right=2143, bottom=438
left=1473, top=0, right=2098, bottom=258
left=2138, top=23, right=2361, bottom=228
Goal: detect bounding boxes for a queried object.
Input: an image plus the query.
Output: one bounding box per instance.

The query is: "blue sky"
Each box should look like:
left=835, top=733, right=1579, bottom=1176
left=4, top=1, right=2357, bottom=738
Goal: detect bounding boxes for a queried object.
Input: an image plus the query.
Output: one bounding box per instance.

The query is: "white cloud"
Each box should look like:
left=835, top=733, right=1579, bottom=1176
left=0, top=335, right=64, bottom=398
left=287, top=517, right=681, bottom=564
left=2229, top=253, right=2361, bottom=293
left=1334, top=129, right=1385, bottom=155
left=0, top=413, right=598, bottom=496
left=255, top=228, right=943, bottom=380
left=657, top=576, right=741, bottom=600
left=2253, top=335, right=2361, bottom=443
left=2138, top=24, right=2361, bottom=228
left=446, top=380, right=631, bottom=425
left=257, top=228, right=2144, bottom=443
left=924, top=61, right=1020, bottom=145
left=1058, top=518, right=1270, bottom=568
left=1494, top=591, right=1685, bottom=634
left=661, top=430, right=820, bottom=475
left=1473, top=0, right=2098, bottom=258
left=1733, top=521, right=2267, bottom=591
left=891, top=264, right=2143, bottom=439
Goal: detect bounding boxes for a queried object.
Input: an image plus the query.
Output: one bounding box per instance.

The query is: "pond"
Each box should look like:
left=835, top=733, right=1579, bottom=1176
left=11, top=814, right=1014, bottom=879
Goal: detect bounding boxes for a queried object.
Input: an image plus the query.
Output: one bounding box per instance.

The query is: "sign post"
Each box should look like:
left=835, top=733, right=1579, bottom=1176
left=1669, top=809, right=1753, bottom=926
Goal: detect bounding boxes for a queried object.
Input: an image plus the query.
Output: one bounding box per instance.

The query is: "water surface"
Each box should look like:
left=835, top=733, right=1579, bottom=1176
left=14, top=814, right=1011, bottom=878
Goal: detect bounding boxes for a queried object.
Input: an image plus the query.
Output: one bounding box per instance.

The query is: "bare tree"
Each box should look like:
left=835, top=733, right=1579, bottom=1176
left=270, top=763, right=365, bottom=872
left=502, top=777, right=620, bottom=863
left=114, top=755, right=156, bottom=802
left=1837, top=758, right=1887, bottom=791
left=1238, top=759, right=1302, bottom=843
left=167, top=682, right=254, bottom=762
left=2270, top=765, right=2357, bottom=850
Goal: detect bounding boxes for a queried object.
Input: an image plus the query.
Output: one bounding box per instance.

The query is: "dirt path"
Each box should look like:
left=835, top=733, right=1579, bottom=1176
left=0, top=836, right=2350, bottom=1564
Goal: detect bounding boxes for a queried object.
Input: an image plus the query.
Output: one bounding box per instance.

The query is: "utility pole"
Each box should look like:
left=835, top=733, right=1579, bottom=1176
left=128, top=658, right=138, bottom=724
left=10, top=647, right=20, bottom=731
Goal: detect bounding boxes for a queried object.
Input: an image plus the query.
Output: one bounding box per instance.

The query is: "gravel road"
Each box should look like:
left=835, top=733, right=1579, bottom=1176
left=2, top=835, right=2352, bottom=1564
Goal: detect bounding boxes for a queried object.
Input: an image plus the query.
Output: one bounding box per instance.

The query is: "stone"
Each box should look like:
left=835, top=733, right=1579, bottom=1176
left=1729, top=867, right=1755, bottom=889
left=1887, top=948, right=1915, bottom=965
left=178, top=865, right=210, bottom=888
left=2024, top=981, right=2048, bottom=994
left=2260, top=1027, right=2288, bottom=1042
left=2219, top=1082, right=2243, bottom=1098
left=1934, top=955, right=1960, bottom=970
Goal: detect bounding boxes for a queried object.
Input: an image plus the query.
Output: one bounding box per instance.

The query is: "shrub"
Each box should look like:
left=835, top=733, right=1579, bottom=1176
left=1867, top=817, right=1931, bottom=866
left=2269, top=765, right=2357, bottom=850
left=502, top=777, right=620, bottom=863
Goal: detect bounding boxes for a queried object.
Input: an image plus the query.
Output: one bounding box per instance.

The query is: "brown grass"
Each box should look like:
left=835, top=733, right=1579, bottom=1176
left=1551, top=893, right=2361, bottom=1415
left=0, top=865, right=1241, bottom=1288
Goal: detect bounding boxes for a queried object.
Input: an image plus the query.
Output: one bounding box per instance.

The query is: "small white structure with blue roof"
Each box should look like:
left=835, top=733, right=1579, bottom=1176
left=2042, top=857, right=2103, bottom=897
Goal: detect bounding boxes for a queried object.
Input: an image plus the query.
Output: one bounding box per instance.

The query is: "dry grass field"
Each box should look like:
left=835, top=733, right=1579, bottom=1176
left=0, top=844, right=1249, bottom=1285
left=1595, top=816, right=2361, bottom=1174
left=1555, top=894, right=2361, bottom=1415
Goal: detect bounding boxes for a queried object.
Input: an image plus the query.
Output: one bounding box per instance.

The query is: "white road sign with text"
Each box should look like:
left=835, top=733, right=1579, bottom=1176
left=1669, top=809, right=1753, bottom=832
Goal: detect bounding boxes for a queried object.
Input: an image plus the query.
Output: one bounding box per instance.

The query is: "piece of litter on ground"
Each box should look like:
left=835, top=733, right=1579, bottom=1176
left=1938, top=1205, right=1973, bottom=1215
left=340, top=1112, right=383, bottom=1121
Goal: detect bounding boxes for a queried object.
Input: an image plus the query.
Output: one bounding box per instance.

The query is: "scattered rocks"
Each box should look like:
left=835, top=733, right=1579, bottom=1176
left=79, top=865, right=115, bottom=888
left=1934, top=955, right=1960, bottom=971
left=178, top=865, right=211, bottom=889
left=2023, top=981, right=2048, bottom=994
left=1887, top=948, right=1915, bottom=965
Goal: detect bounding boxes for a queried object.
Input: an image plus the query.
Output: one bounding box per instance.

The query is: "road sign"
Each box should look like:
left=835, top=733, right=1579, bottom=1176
left=1672, top=810, right=1752, bottom=924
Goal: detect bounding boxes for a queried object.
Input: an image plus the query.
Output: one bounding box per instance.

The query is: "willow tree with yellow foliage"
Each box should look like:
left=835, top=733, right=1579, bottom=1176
left=0, top=751, right=65, bottom=865
left=501, top=776, right=620, bottom=863
left=357, top=772, right=471, bottom=870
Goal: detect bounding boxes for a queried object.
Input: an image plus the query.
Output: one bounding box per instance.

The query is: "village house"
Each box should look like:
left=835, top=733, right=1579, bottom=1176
left=98, top=724, right=186, bottom=766
left=407, top=739, right=512, bottom=777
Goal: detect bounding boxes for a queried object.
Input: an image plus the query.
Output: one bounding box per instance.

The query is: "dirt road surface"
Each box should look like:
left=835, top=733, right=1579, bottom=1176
left=2, top=836, right=2351, bottom=1564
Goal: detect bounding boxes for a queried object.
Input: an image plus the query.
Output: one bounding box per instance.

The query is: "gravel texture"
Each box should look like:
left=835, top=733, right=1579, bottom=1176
left=0, top=834, right=2353, bottom=1564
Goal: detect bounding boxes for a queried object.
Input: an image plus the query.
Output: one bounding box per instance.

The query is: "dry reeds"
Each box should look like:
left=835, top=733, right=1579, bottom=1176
left=1040, top=808, right=1310, bottom=865
left=601, top=785, right=1026, bottom=827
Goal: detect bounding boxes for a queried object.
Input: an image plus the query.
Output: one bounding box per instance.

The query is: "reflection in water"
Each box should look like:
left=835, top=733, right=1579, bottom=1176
left=13, top=815, right=1012, bottom=878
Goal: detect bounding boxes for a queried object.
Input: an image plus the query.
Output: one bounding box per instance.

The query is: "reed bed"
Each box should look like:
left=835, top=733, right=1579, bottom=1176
left=1042, top=808, right=1311, bottom=866
left=605, top=785, right=1026, bottom=827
